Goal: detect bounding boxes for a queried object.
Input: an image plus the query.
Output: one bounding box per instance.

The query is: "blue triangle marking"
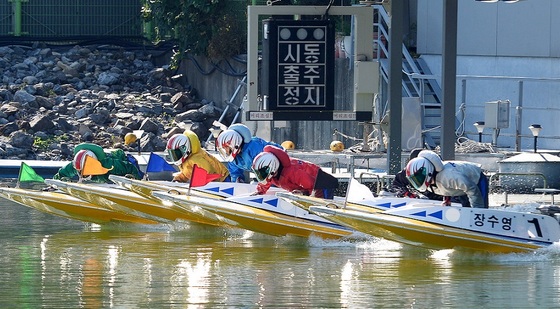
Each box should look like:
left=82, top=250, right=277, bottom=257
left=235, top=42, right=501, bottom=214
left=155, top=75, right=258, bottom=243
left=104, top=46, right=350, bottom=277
left=206, top=187, right=220, bottom=193
left=265, top=198, right=278, bottom=207
left=428, top=210, right=443, bottom=220
left=376, top=202, right=392, bottom=208
left=411, top=211, right=427, bottom=217
left=392, top=202, right=407, bottom=208
left=221, top=187, right=234, bottom=196
left=249, top=198, right=264, bottom=204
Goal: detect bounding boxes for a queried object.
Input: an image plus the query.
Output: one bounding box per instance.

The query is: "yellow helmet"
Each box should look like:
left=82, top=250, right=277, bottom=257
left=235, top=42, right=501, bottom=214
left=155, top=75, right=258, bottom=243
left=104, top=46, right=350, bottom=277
left=281, top=140, right=295, bottom=150
left=124, top=133, right=137, bottom=145
left=330, top=140, right=344, bottom=152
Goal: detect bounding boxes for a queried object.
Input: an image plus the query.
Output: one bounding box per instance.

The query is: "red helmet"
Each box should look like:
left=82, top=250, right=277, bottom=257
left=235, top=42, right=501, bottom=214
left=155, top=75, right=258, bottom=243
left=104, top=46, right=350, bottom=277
left=73, top=149, right=97, bottom=171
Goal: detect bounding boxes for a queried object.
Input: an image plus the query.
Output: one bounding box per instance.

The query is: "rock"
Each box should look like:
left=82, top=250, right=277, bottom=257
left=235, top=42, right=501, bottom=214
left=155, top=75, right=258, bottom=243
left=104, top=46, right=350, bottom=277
left=97, top=72, right=120, bottom=85
left=139, top=118, right=159, bottom=134
left=13, top=90, right=36, bottom=104
left=9, top=131, right=34, bottom=148
left=175, top=109, right=205, bottom=122
left=29, top=115, right=55, bottom=132
left=0, top=44, right=227, bottom=160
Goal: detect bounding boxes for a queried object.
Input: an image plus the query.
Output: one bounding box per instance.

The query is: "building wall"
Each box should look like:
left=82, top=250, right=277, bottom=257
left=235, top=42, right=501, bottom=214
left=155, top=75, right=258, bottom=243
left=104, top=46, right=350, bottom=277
left=416, top=0, right=560, bottom=151
left=417, top=0, right=560, bottom=58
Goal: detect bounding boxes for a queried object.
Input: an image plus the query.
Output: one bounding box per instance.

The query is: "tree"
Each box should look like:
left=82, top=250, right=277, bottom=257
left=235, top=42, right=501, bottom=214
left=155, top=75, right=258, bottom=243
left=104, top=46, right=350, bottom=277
left=142, top=0, right=246, bottom=67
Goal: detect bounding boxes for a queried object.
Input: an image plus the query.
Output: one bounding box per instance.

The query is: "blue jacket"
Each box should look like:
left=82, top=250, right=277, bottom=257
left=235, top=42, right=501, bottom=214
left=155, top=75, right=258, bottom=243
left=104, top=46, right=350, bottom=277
left=226, top=137, right=281, bottom=182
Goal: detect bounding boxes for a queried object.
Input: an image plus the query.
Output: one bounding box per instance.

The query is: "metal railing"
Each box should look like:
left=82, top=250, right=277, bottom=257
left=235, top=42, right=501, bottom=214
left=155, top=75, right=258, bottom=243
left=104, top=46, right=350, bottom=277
left=1, top=0, right=143, bottom=37
left=359, top=172, right=395, bottom=195
left=489, top=172, right=548, bottom=205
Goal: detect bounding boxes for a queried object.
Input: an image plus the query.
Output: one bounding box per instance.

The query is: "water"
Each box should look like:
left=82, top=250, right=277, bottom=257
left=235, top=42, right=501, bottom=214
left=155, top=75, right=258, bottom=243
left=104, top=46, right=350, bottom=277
left=1, top=198, right=560, bottom=308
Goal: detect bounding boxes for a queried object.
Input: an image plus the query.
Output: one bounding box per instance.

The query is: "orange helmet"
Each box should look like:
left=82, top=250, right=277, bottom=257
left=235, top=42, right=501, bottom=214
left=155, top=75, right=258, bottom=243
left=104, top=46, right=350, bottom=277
left=281, top=140, right=295, bottom=150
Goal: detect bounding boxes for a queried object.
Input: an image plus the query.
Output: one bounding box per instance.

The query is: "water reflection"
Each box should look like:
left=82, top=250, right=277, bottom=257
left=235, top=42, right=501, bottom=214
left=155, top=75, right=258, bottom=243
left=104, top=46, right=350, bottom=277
left=2, top=198, right=560, bottom=308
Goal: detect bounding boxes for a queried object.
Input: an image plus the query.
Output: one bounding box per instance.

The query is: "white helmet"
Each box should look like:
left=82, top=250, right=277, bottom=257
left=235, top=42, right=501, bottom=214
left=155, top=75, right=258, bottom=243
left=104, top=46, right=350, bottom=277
left=405, top=157, right=435, bottom=192
left=216, top=129, right=243, bottom=162
left=166, top=134, right=192, bottom=165
left=418, top=150, right=444, bottom=172
left=73, top=149, right=97, bottom=171
left=251, top=152, right=280, bottom=184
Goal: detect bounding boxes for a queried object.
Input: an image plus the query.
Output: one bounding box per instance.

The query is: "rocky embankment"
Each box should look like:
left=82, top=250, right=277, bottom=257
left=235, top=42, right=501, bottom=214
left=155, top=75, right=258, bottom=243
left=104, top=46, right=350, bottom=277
left=0, top=44, right=233, bottom=161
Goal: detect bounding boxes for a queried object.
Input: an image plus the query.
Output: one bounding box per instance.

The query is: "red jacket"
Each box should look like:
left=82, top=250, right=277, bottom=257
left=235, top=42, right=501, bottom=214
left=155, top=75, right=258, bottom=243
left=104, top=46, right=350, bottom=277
left=256, top=145, right=321, bottom=196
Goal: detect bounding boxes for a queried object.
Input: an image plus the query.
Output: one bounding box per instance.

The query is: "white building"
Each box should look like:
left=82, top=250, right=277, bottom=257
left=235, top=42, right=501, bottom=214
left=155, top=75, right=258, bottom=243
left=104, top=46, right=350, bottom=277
left=416, top=0, right=560, bottom=151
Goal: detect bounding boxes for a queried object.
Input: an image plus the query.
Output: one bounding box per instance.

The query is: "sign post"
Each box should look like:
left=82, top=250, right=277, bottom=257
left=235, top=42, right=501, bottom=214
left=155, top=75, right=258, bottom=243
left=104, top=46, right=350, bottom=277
left=246, top=5, right=376, bottom=122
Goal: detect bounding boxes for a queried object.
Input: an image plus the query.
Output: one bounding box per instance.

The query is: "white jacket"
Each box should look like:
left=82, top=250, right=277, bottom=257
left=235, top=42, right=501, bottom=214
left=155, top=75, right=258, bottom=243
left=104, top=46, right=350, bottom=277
left=430, top=161, right=484, bottom=208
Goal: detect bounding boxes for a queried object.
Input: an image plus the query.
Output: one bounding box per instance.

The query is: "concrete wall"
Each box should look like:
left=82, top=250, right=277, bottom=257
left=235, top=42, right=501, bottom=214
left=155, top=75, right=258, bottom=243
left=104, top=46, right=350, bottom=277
left=180, top=55, right=248, bottom=113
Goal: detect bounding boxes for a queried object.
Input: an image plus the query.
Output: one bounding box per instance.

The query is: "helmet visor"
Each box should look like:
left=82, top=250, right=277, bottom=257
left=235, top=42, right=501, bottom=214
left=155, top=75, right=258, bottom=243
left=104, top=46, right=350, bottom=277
left=166, top=147, right=185, bottom=165
left=217, top=145, right=234, bottom=162
left=253, top=166, right=271, bottom=183
left=406, top=167, right=427, bottom=191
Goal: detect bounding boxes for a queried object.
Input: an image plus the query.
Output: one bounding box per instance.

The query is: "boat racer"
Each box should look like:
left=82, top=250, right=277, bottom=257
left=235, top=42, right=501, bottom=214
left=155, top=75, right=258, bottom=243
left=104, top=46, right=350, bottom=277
left=405, top=150, right=489, bottom=208
left=53, top=142, right=142, bottom=182
left=215, top=123, right=282, bottom=183
left=165, top=130, right=230, bottom=183
left=251, top=145, right=339, bottom=199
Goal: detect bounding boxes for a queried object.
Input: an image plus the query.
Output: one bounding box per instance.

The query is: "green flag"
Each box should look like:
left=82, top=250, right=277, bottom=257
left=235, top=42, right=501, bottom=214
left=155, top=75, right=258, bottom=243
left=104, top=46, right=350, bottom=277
left=18, top=162, right=45, bottom=183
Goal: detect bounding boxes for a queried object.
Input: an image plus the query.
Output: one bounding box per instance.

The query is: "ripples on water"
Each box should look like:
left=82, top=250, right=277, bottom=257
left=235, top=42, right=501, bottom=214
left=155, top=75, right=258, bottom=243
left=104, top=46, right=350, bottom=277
left=1, top=198, right=560, bottom=308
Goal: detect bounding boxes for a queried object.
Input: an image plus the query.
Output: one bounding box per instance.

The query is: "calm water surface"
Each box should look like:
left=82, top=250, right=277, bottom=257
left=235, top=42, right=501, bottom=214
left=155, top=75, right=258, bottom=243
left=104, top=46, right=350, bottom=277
left=1, top=198, right=560, bottom=309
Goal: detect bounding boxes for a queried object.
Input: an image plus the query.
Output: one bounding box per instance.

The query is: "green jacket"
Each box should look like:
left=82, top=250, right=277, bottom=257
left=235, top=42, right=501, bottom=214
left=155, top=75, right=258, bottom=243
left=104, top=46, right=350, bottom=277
left=53, top=143, right=141, bottom=182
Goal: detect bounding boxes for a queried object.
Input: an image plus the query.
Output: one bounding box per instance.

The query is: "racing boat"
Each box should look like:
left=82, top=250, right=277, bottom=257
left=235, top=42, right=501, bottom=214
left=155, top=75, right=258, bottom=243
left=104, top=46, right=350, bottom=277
left=276, top=177, right=457, bottom=213
left=44, top=179, right=222, bottom=225
left=109, top=175, right=275, bottom=227
left=109, top=175, right=261, bottom=199
left=309, top=203, right=560, bottom=253
left=152, top=189, right=356, bottom=239
left=0, top=186, right=158, bottom=225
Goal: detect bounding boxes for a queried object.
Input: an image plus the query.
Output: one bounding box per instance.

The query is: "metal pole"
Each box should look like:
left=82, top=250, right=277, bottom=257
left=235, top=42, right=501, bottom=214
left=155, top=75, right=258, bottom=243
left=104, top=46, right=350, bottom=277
left=461, top=79, right=466, bottom=108
left=387, top=0, right=404, bottom=175
left=515, top=81, right=523, bottom=152
left=534, top=136, right=538, bottom=153
left=441, top=0, right=458, bottom=160
left=12, top=0, right=23, bottom=37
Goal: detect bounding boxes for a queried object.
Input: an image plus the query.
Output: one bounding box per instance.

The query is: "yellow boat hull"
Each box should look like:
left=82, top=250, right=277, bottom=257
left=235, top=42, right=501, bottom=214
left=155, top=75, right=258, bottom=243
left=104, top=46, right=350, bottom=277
left=46, top=179, right=233, bottom=226
left=310, top=205, right=559, bottom=253
left=109, top=176, right=266, bottom=228
left=0, top=187, right=157, bottom=224
left=155, top=191, right=354, bottom=239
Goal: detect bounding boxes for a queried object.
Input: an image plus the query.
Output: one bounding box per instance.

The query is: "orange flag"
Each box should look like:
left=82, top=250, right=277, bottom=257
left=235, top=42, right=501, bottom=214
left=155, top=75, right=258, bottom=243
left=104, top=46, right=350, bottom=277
left=190, top=164, right=221, bottom=187
left=82, top=155, right=113, bottom=176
